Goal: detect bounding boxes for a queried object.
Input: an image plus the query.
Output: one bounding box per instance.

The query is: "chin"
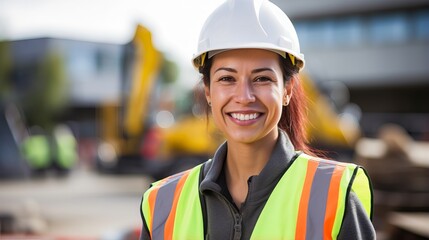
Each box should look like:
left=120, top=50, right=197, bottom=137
left=227, top=132, right=264, bottom=144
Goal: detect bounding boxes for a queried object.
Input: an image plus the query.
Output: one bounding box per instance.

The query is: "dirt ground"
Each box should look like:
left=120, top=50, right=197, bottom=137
left=0, top=168, right=153, bottom=239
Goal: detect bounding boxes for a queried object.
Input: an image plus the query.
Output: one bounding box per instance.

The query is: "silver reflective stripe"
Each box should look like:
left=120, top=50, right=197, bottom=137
left=307, top=161, right=336, bottom=240
left=152, top=173, right=184, bottom=240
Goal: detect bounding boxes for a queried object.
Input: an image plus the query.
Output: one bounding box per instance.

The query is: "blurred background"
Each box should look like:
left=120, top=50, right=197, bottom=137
left=0, top=0, right=428, bottom=239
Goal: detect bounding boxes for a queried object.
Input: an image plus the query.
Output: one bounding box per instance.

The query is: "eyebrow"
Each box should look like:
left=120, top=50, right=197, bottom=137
left=214, top=67, right=237, bottom=73
left=251, top=67, right=275, bottom=74
left=214, top=67, right=275, bottom=74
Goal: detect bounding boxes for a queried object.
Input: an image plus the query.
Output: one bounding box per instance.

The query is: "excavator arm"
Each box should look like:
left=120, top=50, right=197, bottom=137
left=125, top=24, right=162, bottom=137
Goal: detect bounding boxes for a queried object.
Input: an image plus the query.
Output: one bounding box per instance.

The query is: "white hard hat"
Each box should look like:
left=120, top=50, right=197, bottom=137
left=192, top=0, right=305, bottom=70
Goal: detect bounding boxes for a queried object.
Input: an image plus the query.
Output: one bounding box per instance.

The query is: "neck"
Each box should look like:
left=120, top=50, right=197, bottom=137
left=225, top=130, right=278, bottom=181
left=224, top=130, right=279, bottom=207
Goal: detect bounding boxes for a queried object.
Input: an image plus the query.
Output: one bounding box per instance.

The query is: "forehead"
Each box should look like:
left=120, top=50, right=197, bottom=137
left=211, top=49, right=281, bottom=70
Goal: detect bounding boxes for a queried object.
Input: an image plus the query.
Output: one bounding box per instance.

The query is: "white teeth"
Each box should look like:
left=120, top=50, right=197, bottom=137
left=231, top=113, right=259, bottom=121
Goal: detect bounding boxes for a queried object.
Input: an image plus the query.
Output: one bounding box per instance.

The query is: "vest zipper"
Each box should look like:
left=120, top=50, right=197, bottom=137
left=210, top=175, right=255, bottom=239
left=233, top=213, right=242, bottom=240
left=232, top=176, right=253, bottom=240
left=216, top=194, right=243, bottom=240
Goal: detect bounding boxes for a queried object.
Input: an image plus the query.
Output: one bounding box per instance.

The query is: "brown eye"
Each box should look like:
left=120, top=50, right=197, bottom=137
left=218, top=76, right=234, bottom=82
left=254, top=76, right=272, bottom=82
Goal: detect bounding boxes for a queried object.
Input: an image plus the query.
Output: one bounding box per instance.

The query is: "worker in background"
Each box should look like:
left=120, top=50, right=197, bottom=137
left=21, top=124, right=77, bottom=176
left=139, top=0, right=375, bottom=239
left=52, top=124, right=77, bottom=174
left=20, top=126, right=51, bottom=175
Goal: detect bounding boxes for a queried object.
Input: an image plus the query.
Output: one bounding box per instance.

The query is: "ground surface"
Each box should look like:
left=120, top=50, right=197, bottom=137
left=0, top=168, right=152, bottom=239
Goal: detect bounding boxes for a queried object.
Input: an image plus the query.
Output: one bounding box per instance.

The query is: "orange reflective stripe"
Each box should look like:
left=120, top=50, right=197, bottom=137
left=148, top=186, right=159, bottom=237
left=324, top=164, right=346, bottom=239
left=164, top=171, right=191, bottom=240
left=147, top=173, right=183, bottom=238
left=296, top=159, right=319, bottom=239
left=147, top=177, right=170, bottom=237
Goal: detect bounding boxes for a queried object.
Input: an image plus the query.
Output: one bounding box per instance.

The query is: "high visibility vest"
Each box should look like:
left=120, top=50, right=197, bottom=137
left=141, top=153, right=373, bottom=240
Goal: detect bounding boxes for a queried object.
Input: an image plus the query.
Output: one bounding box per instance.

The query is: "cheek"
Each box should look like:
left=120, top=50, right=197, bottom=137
left=264, top=87, right=284, bottom=117
left=210, top=85, right=229, bottom=105
left=264, top=87, right=284, bottom=104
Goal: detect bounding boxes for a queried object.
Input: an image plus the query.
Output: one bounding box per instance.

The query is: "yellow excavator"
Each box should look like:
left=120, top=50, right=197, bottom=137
left=96, top=24, right=220, bottom=177
left=96, top=24, right=162, bottom=173
left=301, top=72, right=361, bottom=158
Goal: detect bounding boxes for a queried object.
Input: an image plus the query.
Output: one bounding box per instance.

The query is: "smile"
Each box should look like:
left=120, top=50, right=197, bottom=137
left=230, top=113, right=260, bottom=121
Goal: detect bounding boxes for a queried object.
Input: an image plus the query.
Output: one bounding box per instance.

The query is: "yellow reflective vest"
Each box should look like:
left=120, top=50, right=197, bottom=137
left=141, top=153, right=373, bottom=240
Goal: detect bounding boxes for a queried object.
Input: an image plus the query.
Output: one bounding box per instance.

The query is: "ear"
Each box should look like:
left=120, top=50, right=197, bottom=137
left=283, top=78, right=295, bottom=106
left=204, top=85, right=211, bottom=105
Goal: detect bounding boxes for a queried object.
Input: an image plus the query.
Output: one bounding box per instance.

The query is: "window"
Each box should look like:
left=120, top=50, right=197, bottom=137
left=67, top=46, right=96, bottom=81
left=368, top=13, right=409, bottom=44
left=330, top=17, right=363, bottom=46
left=415, top=9, right=429, bottom=40
left=296, top=17, right=364, bottom=48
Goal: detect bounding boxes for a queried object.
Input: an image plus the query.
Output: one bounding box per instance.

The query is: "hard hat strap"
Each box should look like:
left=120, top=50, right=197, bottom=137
left=288, top=53, right=296, bottom=66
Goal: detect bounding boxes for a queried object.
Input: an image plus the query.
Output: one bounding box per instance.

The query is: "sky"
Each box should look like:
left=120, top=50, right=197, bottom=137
left=0, top=0, right=224, bottom=77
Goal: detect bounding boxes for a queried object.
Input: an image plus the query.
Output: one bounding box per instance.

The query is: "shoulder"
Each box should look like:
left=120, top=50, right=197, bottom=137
left=145, top=163, right=204, bottom=195
left=294, top=152, right=362, bottom=176
left=141, top=163, right=205, bottom=219
left=295, top=153, right=370, bottom=180
left=297, top=152, right=354, bottom=166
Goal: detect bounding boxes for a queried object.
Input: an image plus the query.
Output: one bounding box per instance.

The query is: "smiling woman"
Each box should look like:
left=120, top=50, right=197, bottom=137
left=139, top=0, right=375, bottom=239
left=205, top=49, right=286, bottom=147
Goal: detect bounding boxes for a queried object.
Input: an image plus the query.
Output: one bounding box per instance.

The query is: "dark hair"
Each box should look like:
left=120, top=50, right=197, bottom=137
left=194, top=53, right=315, bottom=155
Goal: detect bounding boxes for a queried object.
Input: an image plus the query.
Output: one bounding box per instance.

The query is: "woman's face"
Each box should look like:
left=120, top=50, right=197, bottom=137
left=205, top=49, right=292, bottom=145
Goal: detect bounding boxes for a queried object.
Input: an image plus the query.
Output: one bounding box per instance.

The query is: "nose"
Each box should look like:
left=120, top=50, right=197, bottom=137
left=234, top=80, right=256, bottom=104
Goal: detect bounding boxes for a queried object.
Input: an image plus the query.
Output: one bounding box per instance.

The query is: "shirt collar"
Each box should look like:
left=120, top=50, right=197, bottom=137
left=200, top=129, right=296, bottom=194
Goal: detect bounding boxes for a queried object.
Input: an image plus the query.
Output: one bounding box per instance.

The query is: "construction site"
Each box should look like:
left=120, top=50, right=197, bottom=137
left=1, top=0, right=429, bottom=239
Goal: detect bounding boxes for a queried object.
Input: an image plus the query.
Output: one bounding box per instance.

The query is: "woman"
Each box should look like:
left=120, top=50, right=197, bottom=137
left=139, top=0, right=375, bottom=239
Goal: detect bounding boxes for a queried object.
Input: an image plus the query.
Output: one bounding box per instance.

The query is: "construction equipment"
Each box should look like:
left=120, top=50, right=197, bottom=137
left=95, top=24, right=162, bottom=173
left=95, top=24, right=225, bottom=178
left=300, top=72, right=362, bottom=162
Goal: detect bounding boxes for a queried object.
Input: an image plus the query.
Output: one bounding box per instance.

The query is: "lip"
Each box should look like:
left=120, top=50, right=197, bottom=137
left=226, top=110, right=263, bottom=126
